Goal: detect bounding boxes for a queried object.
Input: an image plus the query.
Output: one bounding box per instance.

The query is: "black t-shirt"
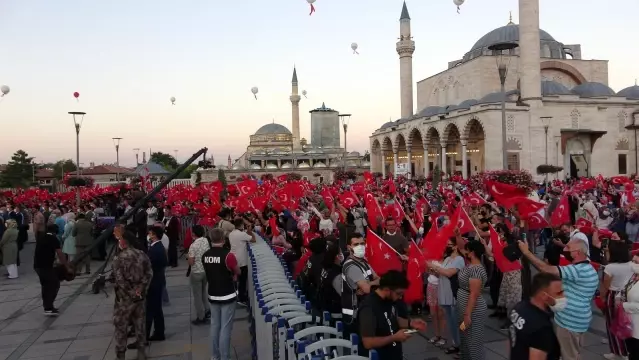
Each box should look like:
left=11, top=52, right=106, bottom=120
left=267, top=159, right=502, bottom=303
left=509, top=300, right=560, bottom=360
left=34, top=233, right=61, bottom=269
left=357, top=292, right=403, bottom=359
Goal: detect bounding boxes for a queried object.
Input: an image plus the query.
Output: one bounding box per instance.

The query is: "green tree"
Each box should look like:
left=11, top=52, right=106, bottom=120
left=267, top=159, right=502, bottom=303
left=150, top=152, right=178, bottom=170
left=177, top=164, right=198, bottom=179
left=52, top=159, right=77, bottom=179
left=362, top=150, right=370, bottom=161
left=0, top=150, right=35, bottom=188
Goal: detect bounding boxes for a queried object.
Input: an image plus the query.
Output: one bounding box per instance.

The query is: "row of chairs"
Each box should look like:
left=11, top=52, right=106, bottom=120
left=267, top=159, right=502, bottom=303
left=247, top=234, right=378, bottom=360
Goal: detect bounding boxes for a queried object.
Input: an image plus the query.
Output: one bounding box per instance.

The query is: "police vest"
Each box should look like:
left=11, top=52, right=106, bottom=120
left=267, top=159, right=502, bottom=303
left=202, top=247, right=237, bottom=303
left=317, top=265, right=342, bottom=315
left=341, top=257, right=373, bottom=320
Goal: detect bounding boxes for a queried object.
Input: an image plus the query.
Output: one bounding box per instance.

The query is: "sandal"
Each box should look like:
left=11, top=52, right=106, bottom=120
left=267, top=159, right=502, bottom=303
left=428, top=336, right=441, bottom=344
left=435, top=338, right=446, bottom=347
left=445, top=346, right=460, bottom=354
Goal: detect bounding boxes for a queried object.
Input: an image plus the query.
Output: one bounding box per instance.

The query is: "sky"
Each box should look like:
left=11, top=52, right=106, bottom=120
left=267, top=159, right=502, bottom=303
left=0, top=0, right=636, bottom=167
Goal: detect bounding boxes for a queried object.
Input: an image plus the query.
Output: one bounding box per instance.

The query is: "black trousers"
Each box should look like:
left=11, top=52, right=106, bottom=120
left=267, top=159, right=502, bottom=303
left=627, top=338, right=639, bottom=360
left=238, top=266, right=248, bottom=302
left=168, top=240, right=178, bottom=267
left=489, top=263, right=503, bottom=307
left=35, top=268, right=60, bottom=310
left=146, top=285, right=165, bottom=338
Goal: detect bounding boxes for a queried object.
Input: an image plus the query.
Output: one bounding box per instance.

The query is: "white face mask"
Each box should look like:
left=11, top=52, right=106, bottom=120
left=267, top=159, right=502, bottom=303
left=352, top=245, right=366, bottom=258
left=603, top=211, right=610, bottom=216
left=549, top=297, right=568, bottom=312
left=631, top=263, right=639, bottom=274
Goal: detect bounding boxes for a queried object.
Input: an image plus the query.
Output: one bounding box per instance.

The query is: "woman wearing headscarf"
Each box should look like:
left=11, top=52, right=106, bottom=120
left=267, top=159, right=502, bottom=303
left=0, top=219, right=19, bottom=279
left=62, top=214, right=77, bottom=261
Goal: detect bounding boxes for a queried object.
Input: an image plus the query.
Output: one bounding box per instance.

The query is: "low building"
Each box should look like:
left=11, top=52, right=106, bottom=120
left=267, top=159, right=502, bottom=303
left=81, top=165, right=134, bottom=182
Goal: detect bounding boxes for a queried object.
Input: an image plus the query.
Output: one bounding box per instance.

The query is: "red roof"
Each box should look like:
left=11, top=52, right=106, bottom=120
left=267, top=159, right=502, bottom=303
left=81, top=165, right=134, bottom=175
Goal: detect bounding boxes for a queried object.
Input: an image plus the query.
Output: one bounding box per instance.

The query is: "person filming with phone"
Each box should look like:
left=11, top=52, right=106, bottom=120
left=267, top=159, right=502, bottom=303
left=357, top=270, right=426, bottom=359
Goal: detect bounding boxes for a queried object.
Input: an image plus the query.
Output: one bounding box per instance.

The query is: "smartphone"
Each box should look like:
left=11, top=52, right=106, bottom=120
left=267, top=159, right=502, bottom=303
left=404, top=329, right=418, bottom=334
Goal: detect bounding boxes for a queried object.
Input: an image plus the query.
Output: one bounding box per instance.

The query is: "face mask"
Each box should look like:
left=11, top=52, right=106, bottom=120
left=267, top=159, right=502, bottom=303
left=563, top=250, right=574, bottom=262
left=444, top=247, right=454, bottom=257
left=147, top=235, right=151, bottom=243
left=631, top=263, right=639, bottom=274
left=603, top=211, right=610, bottom=216
left=352, top=245, right=366, bottom=258
left=549, top=297, right=568, bottom=312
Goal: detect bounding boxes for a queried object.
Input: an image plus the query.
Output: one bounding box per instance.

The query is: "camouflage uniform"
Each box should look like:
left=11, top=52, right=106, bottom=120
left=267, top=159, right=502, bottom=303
left=111, top=247, right=153, bottom=359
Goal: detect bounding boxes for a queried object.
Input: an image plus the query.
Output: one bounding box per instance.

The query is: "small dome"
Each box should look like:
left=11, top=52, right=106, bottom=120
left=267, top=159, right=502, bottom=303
left=265, top=163, right=278, bottom=169
left=478, top=89, right=519, bottom=104
left=254, top=123, right=292, bottom=135
left=313, top=162, right=327, bottom=168
left=541, top=80, right=571, bottom=96
left=416, top=106, right=446, bottom=118
left=448, top=99, right=478, bottom=112
left=249, top=163, right=262, bottom=170
left=297, top=162, right=310, bottom=169
left=571, top=82, right=615, bottom=98
left=361, top=160, right=371, bottom=167
left=281, top=162, right=293, bottom=169
left=346, top=160, right=358, bottom=167
left=231, top=163, right=245, bottom=170
left=380, top=121, right=397, bottom=130
left=348, top=151, right=361, bottom=157
left=617, top=85, right=639, bottom=99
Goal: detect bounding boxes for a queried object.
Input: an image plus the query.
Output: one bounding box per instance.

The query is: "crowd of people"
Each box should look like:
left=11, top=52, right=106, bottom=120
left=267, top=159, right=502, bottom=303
left=3, top=172, right=639, bottom=360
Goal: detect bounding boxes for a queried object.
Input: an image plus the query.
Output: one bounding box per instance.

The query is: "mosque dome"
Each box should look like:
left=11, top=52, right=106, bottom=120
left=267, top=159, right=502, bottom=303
left=571, top=82, right=615, bottom=98
left=448, top=99, right=478, bottom=112
left=617, top=85, right=639, bottom=99
left=541, top=80, right=571, bottom=96
left=348, top=151, right=361, bottom=157
left=297, top=162, right=311, bottom=169
left=265, top=163, right=278, bottom=170
left=281, top=162, right=293, bottom=169
left=478, top=89, right=520, bottom=104
left=416, top=106, right=446, bottom=118
left=361, top=160, right=371, bottom=167
left=463, top=23, right=566, bottom=62
left=249, top=163, right=262, bottom=170
left=313, top=162, right=327, bottom=168
left=380, top=121, right=396, bottom=130
left=231, top=163, right=245, bottom=170
left=254, top=123, right=292, bottom=135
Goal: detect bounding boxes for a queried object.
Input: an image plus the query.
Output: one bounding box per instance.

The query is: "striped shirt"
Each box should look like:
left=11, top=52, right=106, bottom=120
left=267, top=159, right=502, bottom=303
left=554, top=261, right=599, bottom=333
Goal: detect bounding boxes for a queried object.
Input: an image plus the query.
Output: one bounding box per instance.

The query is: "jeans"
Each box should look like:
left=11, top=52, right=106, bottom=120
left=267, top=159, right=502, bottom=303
left=35, top=268, right=60, bottom=310
left=441, top=304, right=460, bottom=346
left=190, top=272, right=208, bottom=320
left=209, top=301, right=236, bottom=360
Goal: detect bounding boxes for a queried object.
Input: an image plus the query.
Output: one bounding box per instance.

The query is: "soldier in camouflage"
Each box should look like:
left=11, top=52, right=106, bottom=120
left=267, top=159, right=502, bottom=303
left=110, top=225, right=153, bottom=360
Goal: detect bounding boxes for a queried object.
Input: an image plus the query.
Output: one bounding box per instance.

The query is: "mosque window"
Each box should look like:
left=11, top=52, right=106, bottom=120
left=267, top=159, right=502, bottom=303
left=507, top=153, right=520, bottom=170
left=506, top=115, right=515, bottom=132
left=570, top=109, right=580, bottom=129
left=619, top=111, right=628, bottom=133
left=619, top=154, right=627, bottom=174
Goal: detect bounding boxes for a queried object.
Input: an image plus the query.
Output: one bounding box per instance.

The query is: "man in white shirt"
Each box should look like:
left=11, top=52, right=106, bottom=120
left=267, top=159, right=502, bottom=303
left=188, top=225, right=211, bottom=324
left=146, top=201, right=158, bottom=227
left=228, top=218, right=256, bottom=306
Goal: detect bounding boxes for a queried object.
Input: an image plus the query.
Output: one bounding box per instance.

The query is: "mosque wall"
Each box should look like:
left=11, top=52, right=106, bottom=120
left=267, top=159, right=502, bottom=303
left=541, top=69, right=579, bottom=89
left=552, top=59, right=609, bottom=85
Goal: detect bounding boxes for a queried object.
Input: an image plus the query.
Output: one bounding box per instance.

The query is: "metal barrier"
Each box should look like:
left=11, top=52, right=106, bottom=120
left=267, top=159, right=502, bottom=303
left=248, top=233, right=377, bottom=360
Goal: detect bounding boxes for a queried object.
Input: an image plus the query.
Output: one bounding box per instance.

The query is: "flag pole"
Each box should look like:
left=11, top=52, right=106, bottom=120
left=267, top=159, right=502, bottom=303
left=367, top=229, right=402, bottom=257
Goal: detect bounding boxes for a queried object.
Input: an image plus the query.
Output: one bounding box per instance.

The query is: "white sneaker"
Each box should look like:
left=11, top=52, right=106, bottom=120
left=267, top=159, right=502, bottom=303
left=603, top=354, right=618, bottom=360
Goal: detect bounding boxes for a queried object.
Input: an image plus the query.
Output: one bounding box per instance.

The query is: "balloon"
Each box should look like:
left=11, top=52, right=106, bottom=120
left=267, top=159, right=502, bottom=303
left=73, top=91, right=80, bottom=102
left=453, top=0, right=464, bottom=13
left=351, top=42, right=359, bottom=54
left=0, top=85, right=9, bottom=97
left=307, top=0, right=316, bottom=15
left=170, top=96, right=176, bottom=105
left=302, top=90, right=307, bottom=98
left=251, top=86, right=259, bottom=100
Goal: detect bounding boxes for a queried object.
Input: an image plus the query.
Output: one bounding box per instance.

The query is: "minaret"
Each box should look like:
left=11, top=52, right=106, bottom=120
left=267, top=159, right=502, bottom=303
left=519, top=0, right=542, bottom=104
left=396, top=1, right=415, bottom=119
left=227, top=155, right=231, bottom=168
left=290, top=67, right=302, bottom=151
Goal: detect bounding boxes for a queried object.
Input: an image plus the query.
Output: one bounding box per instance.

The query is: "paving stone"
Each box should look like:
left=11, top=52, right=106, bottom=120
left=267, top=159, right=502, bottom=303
left=65, top=336, right=112, bottom=353
left=19, top=341, right=71, bottom=359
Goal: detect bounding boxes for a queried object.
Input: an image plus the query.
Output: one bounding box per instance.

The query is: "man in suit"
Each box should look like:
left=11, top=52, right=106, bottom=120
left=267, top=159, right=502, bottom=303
left=143, top=226, right=167, bottom=343
left=162, top=206, right=180, bottom=268
left=72, top=213, right=94, bottom=275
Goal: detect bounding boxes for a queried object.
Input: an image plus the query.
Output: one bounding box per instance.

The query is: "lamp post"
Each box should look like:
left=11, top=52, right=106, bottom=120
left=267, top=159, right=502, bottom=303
left=69, top=111, right=86, bottom=206
left=339, top=113, right=352, bottom=171
left=488, top=42, right=519, bottom=170
left=540, top=117, right=552, bottom=184
left=112, top=137, right=122, bottom=181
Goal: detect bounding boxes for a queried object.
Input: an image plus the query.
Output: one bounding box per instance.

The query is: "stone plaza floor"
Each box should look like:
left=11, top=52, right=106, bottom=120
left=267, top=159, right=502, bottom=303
left=0, top=237, right=613, bottom=359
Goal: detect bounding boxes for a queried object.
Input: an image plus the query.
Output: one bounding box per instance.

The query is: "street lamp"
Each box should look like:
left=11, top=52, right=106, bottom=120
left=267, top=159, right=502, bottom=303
left=68, top=111, right=86, bottom=206
left=487, top=42, right=519, bottom=170
left=339, top=113, right=352, bottom=171
left=112, top=137, right=122, bottom=181
left=133, top=148, right=140, bottom=166
left=540, top=117, right=552, bottom=184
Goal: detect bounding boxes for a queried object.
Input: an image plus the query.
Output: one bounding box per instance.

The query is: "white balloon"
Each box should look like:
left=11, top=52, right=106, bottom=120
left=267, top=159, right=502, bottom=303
left=453, top=0, right=464, bottom=12
left=0, top=85, right=10, bottom=96
left=351, top=43, right=358, bottom=50
left=302, top=90, right=307, bottom=98
left=306, top=0, right=315, bottom=4
left=170, top=96, right=176, bottom=105
left=251, top=86, right=259, bottom=99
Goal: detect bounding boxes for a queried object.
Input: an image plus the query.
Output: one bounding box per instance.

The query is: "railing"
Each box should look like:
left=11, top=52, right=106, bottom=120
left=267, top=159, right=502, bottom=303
left=248, top=233, right=378, bottom=360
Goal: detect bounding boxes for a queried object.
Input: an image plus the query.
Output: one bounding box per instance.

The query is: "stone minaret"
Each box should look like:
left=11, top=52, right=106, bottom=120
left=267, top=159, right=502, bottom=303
left=396, top=1, right=415, bottom=119
left=227, top=155, right=231, bottom=168
left=290, top=67, right=302, bottom=151
left=519, top=0, right=542, bottom=104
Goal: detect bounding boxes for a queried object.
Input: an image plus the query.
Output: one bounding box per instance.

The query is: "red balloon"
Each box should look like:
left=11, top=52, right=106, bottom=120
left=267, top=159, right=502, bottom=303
left=73, top=92, right=80, bottom=98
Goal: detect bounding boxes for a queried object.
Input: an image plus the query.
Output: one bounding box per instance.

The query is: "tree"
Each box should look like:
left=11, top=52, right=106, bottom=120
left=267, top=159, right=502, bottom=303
left=177, top=164, right=198, bottom=179
left=52, top=159, right=77, bottom=179
left=150, top=152, right=178, bottom=170
left=362, top=150, right=370, bottom=161
left=0, top=150, right=35, bottom=188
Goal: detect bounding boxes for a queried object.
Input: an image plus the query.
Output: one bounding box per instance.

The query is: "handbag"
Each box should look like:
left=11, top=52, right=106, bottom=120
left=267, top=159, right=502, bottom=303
left=610, top=303, right=633, bottom=340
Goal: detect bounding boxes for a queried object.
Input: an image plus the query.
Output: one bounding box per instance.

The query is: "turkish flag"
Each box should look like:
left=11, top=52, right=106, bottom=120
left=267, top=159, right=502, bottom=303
left=383, top=200, right=406, bottom=223
left=463, top=193, right=487, bottom=207
left=339, top=191, right=359, bottom=209
left=421, top=206, right=460, bottom=260
left=320, top=188, right=335, bottom=211
left=363, top=171, right=373, bottom=184
left=611, top=176, right=632, bottom=186
left=486, top=181, right=528, bottom=204
left=365, top=229, right=403, bottom=275
left=404, top=241, right=426, bottom=304
left=237, top=179, right=258, bottom=196
left=365, top=193, right=384, bottom=231
left=489, top=225, right=522, bottom=272
left=277, top=174, right=288, bottom=183
left=502, top=197, right=545, bottom=220
left=550, top=195, right=571, bottom=227
left=350, top=182, right=367, bottom=196
left=527, top=212, right=549, bottom=230
left=414, top=197, right=429, bottom=225
left=269, top=217, right=280, bottom=237
left=455, top=207, right=475, bottom=234
left=294, top=251, right=312, bottom=279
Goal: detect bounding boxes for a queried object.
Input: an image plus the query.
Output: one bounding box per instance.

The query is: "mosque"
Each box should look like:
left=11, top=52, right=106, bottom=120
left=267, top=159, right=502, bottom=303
left=369, top=1, right=639, bottom=180
left=197, top=69, right=368, bottom=184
